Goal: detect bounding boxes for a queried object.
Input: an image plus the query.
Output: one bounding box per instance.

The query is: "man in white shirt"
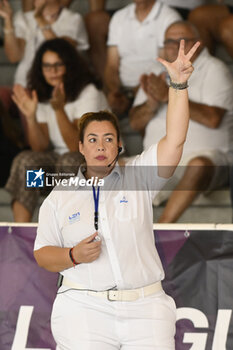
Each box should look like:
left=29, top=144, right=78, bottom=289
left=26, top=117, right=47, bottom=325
left=104, top=0, right=181, bottom=155
left=130, top=20, right=233, bottom=222
left=104, top=0, right=181, bottom=116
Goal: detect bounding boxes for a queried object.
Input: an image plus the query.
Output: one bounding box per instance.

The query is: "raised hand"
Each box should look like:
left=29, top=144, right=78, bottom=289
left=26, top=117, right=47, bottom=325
left=157, top=39, right=200, bottom=84
left=0, top=0, right=12, bottom=21
left=12, top=84, right=38, bottom=121
left=50, top=82, right=66, bottom=111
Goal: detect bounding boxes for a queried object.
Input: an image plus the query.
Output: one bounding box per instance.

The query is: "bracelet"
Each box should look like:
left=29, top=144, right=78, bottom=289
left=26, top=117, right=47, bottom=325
left=69, top=247, right=79, bottom=266
left=40, top=24, right=51, bottom=31
left=169, top=79, right=188, bottom=90
left=3, top=28, right=14, bottom=35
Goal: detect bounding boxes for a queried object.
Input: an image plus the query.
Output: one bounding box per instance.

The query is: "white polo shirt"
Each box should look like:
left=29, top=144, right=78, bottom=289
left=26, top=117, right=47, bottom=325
left=107, top=1, right=181, bottom=88
left=34, top=144, right=167, bottom=290
left=36, top=84, right=109, bottom=155
left=13, top=8, right=89, bottom=87
left=134, top=48, right=233, bottom=159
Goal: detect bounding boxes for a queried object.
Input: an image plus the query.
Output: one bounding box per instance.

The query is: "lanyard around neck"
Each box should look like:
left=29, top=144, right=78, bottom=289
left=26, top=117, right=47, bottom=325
left=92, top=186, right=100, bottom=231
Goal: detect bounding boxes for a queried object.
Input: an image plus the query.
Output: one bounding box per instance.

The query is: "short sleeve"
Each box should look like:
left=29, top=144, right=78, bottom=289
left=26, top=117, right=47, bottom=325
left=200, top=60, right=233, bottom=110
left=107, top=10, right=122, bottom=47
left=53, top=10, right=89, bottom=50
left=34, top=196, right=64, bottom=250
left=72, top=85, right=110, bottom=119
left=14, top=10, right=28, bottom=40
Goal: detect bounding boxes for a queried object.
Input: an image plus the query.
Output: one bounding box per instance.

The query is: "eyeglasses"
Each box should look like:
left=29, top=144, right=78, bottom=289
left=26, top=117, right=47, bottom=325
left=163, top=38, right=197, bottom=48
left=42, top=62, right=65, bottom=71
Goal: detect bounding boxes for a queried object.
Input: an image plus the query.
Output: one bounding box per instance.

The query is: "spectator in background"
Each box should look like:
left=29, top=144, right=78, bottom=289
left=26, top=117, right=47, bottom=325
left=189, top=1, right=233, bottom=58
left=0, top=0, right=89, bottom=87
left=130, top=21, right=233, bottom=223
left=0, top=0, right=89, bottom=185
left=104, top=0, right=181, bottom=155
left=5, top=38, right=109, bottom=222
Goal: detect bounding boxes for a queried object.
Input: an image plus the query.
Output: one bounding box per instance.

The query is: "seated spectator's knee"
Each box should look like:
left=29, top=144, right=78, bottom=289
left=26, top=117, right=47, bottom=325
left=12, top=150, right=35, bottom=167
left=56, top=152, right=84, bottom=175
left=185, top=156, right=214, bottom=190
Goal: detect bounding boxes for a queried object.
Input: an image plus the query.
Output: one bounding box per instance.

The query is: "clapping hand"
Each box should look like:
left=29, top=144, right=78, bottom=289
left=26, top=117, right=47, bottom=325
left=157, top=39, right=200, bottom=84
left=141, top=71, right=168, bottom=103
left=50, top=82, right=66, bottom=111
left=12, top=84, right=38, bottom=121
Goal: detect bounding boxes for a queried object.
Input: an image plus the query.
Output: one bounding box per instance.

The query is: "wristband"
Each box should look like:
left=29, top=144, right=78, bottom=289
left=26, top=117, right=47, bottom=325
left=69, top=247, right=79, bottom=266
left=169, top=79, right=188, bottom=90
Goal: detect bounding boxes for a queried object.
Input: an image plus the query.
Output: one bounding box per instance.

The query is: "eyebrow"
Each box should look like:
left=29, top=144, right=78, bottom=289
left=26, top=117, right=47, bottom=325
left=87, top=133, right=115, bottom=137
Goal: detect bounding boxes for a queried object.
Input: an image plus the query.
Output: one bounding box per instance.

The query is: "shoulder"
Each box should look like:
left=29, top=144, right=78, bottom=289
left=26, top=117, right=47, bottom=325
left=110, top=3, right=133, bottom=23
left=194, top=49, right=233, bottom=82
left=14, top=9, right=34, bottom=24
left=126, top=144, right=158, bottom=167
left=78, top=83, right=100, bottom=97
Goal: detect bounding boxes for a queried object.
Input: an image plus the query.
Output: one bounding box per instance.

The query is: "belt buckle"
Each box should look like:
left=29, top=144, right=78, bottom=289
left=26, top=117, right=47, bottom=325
left=107, top=290, right=117, bottom=302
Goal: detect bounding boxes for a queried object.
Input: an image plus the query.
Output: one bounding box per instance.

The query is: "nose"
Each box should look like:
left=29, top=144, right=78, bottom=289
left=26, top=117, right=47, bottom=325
left=50, top=66, right=59, bottom=73
left=97, top=140, right=105, bottom=151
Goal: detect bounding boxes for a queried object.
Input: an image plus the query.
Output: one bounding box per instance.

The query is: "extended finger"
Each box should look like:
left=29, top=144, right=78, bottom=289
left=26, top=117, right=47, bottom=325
left=178, top=39, right=185, bottom=58
left=157, top=57, right=169, bottom=70
left=185, top=41, right=200, bottom=61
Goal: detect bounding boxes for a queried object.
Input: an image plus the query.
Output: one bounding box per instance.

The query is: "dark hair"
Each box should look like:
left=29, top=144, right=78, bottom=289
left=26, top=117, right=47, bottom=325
left=79, top=111, right=120, bottom=143
left=27, top=38, right=98, bottom=102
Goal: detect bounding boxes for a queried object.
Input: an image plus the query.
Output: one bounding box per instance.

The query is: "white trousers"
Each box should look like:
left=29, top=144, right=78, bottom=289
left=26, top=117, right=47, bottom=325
left=51, top=288, right=176, bottom=350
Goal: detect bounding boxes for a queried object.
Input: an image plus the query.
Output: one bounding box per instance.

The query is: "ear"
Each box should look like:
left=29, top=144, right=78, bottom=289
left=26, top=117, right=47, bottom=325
left=79, top=141, right=84, bottom=155
left=118, top=141, right=123, bottom=153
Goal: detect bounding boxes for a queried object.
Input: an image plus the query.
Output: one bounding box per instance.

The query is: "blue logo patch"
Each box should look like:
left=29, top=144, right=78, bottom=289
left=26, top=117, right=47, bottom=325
left=26, top=168, right=45, bottom=188
left=120, top=196, right=128, bottom=203
left=69, top=212, right=80, bottom=224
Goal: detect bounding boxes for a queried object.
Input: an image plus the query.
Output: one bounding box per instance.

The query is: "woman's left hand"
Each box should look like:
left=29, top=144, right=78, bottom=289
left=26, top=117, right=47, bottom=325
left=50, top=82, right=66, bottom=111
left=157, top=39, right=200, bottom=84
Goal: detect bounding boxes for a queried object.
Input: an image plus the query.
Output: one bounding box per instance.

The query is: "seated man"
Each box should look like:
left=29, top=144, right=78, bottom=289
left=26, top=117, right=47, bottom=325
left=104, top=0, right=181, bottom=155
left=130, top=20, right=233, bottom=222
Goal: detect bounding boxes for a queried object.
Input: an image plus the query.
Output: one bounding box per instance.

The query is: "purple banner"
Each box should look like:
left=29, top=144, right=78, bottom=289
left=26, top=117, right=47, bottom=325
left=0, top=225, right=233, bottom=349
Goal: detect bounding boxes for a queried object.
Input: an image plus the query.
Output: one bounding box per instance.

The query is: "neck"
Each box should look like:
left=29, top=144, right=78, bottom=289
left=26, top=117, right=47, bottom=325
left=136, top=0, right=155, bottom=22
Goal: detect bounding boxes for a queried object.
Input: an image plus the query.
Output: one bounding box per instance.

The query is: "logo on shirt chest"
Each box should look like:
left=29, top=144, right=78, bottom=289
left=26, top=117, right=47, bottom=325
left=120, top=196, right=128, bottom=204
left=69, top=212, right=80, bottom=224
